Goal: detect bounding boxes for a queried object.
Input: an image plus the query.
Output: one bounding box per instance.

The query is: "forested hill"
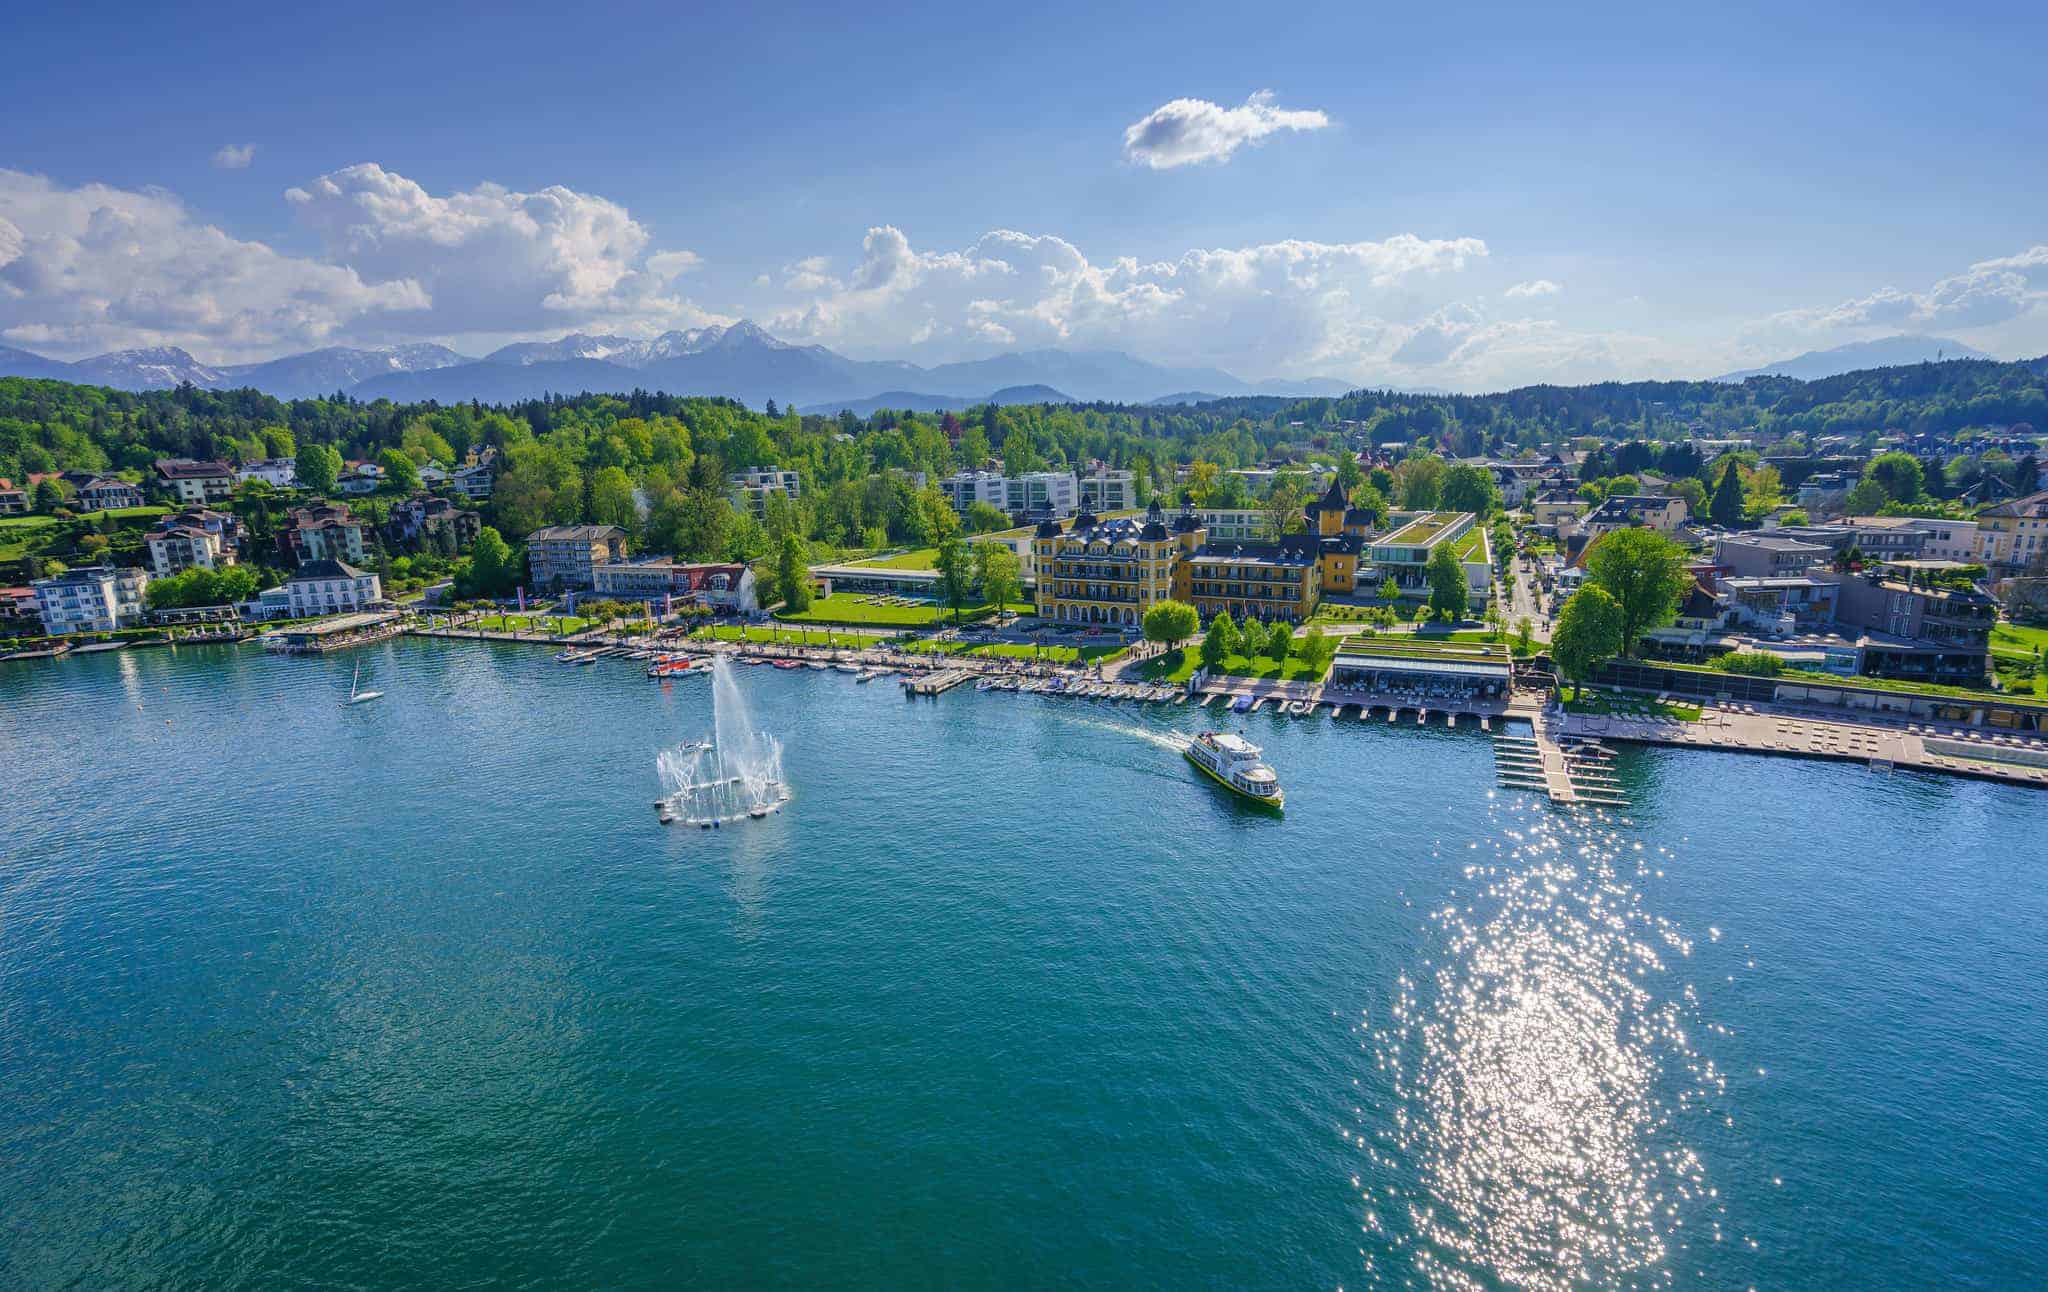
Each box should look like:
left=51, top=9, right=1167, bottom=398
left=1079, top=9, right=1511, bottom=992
left=2, top=353, right=2044, bottom=554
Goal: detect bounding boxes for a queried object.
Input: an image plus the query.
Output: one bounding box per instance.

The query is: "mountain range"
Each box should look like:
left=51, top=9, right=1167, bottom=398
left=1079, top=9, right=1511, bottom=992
left=1714, top=334, right=1992, bottom=382
left=0, top=322, right=1355, bottom=409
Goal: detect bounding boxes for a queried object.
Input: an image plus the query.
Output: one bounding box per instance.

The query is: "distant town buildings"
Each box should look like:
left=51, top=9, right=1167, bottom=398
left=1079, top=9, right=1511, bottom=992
left=1078, top=466, right=1137, bottom=514
left=727, top=467, right=801, bottom=517
left=235, top=458, right=298, bottom=488
left=939, top=469, right=1078, bottom=521
left=285, top=559, right=382, bottom=617
left=153, top=459, right=235, bottom=505
left=387, top=495, right=480, bottom=550
left=32, top=565, right=151, bottom=633
left=526, top=524, right=628, bottom=591
left=283, top=503, right=368, bottom=566
left=594, top=559, right=759, bottom=613
left=146, top=509, right=242, bottom=576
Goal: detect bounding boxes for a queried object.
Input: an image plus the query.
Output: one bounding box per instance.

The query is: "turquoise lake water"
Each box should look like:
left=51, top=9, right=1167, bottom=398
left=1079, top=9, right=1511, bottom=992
left=3, top=640, right=2045, bottom=1288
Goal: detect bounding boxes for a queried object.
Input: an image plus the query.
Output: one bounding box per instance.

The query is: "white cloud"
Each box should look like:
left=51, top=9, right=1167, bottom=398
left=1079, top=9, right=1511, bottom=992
left=768, top=223, right=1499, bottom=381
left=0, top=167, right=425, bottom=360
left=284, top=163, right=715, bottom=338
left=1122, top=90, right=1330, bottom=170
left=1753, top=244, right=2048, bottom=342
left=1504, top=279, right=1561, bottom=298
left=211, top=143, right=255, bottom=170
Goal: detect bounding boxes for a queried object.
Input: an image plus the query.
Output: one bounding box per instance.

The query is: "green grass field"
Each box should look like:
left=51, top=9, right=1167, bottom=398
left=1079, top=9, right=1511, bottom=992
left=849, top=548, right=938, bottom=570
left=693, top=624, right=877, bottom=647
left=471, top=613, right=599, bottom=635
left=777, top=592, right=1032, bottom=627
left=1139, top=648, right=1328, bottom=684
left=1564, top=690, right=1703, bottom=722
left=903, top=639, right=1125, bottom=665
left=1990, top=624, right=2048, bottom=697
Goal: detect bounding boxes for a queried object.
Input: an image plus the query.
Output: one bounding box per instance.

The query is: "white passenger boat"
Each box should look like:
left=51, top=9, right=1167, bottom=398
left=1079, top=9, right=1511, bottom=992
left=1183, top=731, right=1284, bottom=809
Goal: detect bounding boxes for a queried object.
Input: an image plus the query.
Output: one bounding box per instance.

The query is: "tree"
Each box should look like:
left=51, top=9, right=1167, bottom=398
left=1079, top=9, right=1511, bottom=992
left=378, top=448, right=421, bottom=494
left=1426, top=541, right=1469, bottom=622
left=1263, top=472, right=1309, bottom=536
left=458, top=525, right=519, bottom=598
left=1237, top=618, right=1268, bottom=658
left=1199, top=611, right=1234, bottom=669
left=1439, top=463, right=1501, bottom=515
left=934, top=534, right=973, bottom=625
left=1185, top=460, right=1222, bottom=505
left=1298, top=625, right=1335, bottom=674
left=1350, top=482, right=1389, bottom=527
left=965, top=501, right=1009, bottom=533
left=1582, top=527, right=1689, bottom=657
left=1865, top=451, right=1925, bottom=505
left=1142, top=599, right=1199, bottom=650
left=1550, top=585, right=1624, bottom=699
left=33, top=479, right=64, bottom=514
left=975, top=543, right=1022, bottom=616
left=1378, top=576, right=1401, bottom=603
left=1709, top=458, right=1746, bottom=527
left=1266, top=622, right=1293, bottom=664
left=1842, top=479, right=1888, bottom=516
left=295, top=442, right=340, bottom=494
left=1514, top=617, right=1534, bottom=655
left=1394, top=455, right=1445, bottom=509
left=776, top=532, right=811, bottom=613
left=587, top=465, right=638, bottom=531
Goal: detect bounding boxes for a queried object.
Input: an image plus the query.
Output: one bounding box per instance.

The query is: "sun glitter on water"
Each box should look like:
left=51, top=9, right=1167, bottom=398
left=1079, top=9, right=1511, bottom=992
left=1353, top=799, right=1748, bottom=1290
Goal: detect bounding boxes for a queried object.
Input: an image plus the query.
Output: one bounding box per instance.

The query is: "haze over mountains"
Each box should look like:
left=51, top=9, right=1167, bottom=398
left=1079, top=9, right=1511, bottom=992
left=0, top=321, right=1356, bottom=409
left=0, top=326, right=2016, bottom=409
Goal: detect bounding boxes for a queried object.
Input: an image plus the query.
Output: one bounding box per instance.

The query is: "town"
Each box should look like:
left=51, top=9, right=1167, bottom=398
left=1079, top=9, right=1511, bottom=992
left=5, top=373, right=2046, bottom=792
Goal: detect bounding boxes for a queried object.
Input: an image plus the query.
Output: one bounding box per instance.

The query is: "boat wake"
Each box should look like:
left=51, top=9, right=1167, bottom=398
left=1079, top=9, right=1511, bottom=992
left=1058, top=715, right=1193, bottom=754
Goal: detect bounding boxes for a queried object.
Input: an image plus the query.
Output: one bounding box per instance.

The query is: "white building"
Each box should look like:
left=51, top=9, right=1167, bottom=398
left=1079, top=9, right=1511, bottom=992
left=146, top=521, right=234, bottom=576
left=235, top=458, right=298, bottom=488
left=336, top=462, right=385, bottom=495
left=938, top=469, right=1078, bottom=520
left=727, top=467, right=801, bottom=516
left=594, top=560, right=759, bottom=613
left=285, top=559, right=383, bottom=617
left=1078, top=467, right=1136, bottom=513
left=153, top=459, right=235, bottom=505
left=33, top=566, right=151, bottom=633
left=452, top=463, right=495, bottom=500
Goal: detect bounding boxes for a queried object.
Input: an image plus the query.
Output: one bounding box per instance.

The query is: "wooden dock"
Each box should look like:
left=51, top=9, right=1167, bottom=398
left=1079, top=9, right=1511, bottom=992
left=1493, top=718, right=1630, bottom=808
left=903, top=669, right=974, bottom=696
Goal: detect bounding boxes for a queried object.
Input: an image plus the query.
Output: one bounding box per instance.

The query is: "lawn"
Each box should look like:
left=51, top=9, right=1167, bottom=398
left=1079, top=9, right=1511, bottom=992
left=849, top=548, right=939, bottom=570
left=471, top=612, right=600, bottom=635
left=1138, top=648, right=1329, bottom=684
left=777, top=592, right=1030, bottom=627
left=904, top=639, right=1125, bottom=665
left=693, top=624, right=878, bottom=648
left=1990, top=625, right=2047, bottom=697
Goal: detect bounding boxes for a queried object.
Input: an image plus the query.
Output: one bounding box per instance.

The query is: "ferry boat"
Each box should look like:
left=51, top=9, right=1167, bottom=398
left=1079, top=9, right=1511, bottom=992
left=1183, top=731, right=1284, bottom=809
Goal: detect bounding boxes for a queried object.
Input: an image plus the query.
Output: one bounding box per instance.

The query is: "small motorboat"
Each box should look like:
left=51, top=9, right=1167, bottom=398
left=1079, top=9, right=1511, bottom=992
left=1228, top=694, right=1254, bottom=713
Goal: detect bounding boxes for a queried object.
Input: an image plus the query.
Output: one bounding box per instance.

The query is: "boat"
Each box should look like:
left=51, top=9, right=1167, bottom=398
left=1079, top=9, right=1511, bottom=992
left=341, top=660, right=384, bottom=706
left=1228, top=694, right=1254, bottom=713
left=1183, top=731, right=1285, bottom=809
left=554, top=649, right=582, bottom=663
left=772, top=659, right=801, bottom=670
left=833, top=662, right=862, bottom=674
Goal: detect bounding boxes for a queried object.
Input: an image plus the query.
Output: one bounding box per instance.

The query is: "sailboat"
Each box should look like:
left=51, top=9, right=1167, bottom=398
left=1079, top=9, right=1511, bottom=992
left=343, top=660, right=384, bottom=706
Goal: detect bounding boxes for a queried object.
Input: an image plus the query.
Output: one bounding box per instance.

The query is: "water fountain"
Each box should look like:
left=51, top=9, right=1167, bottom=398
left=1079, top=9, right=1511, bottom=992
left=654, top=656, right=791, bottom=826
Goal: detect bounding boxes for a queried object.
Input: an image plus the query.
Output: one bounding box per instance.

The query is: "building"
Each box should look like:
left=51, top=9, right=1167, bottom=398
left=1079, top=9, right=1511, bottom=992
left=146, top=510, right=242, bottom=576
left=283, top=502, right=368, bottom=565
left=727, top=467, right=801, bottom=517
left=1368, top=511, right=1491, bottom=603
left=1529, top=490, right=1588, bottom=528
left=74, top=476, right=145, bottom=511
left=387, top=495, right=480, bottom=550
left=32, top=565, right=151, bottom=633
left=1078, top=466, right=1137, bottom=514
left=285, top=559, right=383, bottom=617
left=1974, top=490, right=2048, bottom=573
left=0, top=481, right=28, bottom=515
left=1712, top=533, right=1831, bottom=578
left=153, top=459, right=235, bottom=505
left=526, top=524, right=628, bottom=591
left=1301, top=477, right=1372, bottom=595
left=336, top=461, right=385, bottom=495
left=235, top=458, right=298, bottom=488
left=1173, top=529, right=1322, bottom=624
left=1581, top=494, right=1688, bottom=537
left=1834, top=569, right=1994, bottom=685
left=1328, top=639, right=1514, bottom=698
left=451, top=462, right=495, bottom=501
left=594, top=559, right=759, bottom=613
left=939, top=469, right=1078, bottom=521
left=1032, top=504, right=1181, bottom=628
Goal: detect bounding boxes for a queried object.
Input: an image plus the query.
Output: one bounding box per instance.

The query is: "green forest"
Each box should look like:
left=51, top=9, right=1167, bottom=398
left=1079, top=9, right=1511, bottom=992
left=3, top=353, right=2044, bottom=572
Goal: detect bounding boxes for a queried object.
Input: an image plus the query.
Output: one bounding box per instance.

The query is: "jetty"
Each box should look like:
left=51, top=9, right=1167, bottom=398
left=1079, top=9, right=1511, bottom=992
left=904, top=668, right=974, bottom=696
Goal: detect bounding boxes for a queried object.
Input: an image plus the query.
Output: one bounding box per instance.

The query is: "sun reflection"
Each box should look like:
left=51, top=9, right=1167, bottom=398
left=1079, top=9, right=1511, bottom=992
left=1355, top=801, right=1743, bottom=1289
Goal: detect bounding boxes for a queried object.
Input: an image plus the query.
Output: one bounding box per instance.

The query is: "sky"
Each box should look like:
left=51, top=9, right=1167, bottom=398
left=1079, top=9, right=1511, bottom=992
left=3, top=0, right=2046, bottom=391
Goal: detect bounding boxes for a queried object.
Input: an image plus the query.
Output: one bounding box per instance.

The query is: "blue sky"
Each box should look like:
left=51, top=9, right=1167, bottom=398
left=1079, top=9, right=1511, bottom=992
left=3, top=0, right=2045, bottom=389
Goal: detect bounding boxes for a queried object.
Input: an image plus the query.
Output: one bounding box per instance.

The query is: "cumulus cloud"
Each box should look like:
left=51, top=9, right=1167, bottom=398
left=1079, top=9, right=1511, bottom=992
left=284, top=163, right=715, bottom=338
left=0, top=168, right=425, bottom=359
left=768, top=223, right=1499, bottom=380
left=1504, top=279, right=1561, bottom=298
left=1122, top=90, right=1330, bottom=169
left=1754, top=244, right=2048, bottom=341
left=211, top=143, right=255, bottom=170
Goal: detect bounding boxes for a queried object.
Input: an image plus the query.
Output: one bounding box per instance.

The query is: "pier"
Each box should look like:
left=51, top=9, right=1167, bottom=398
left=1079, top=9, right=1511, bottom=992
left=904, top=669, right=974, bottom=696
